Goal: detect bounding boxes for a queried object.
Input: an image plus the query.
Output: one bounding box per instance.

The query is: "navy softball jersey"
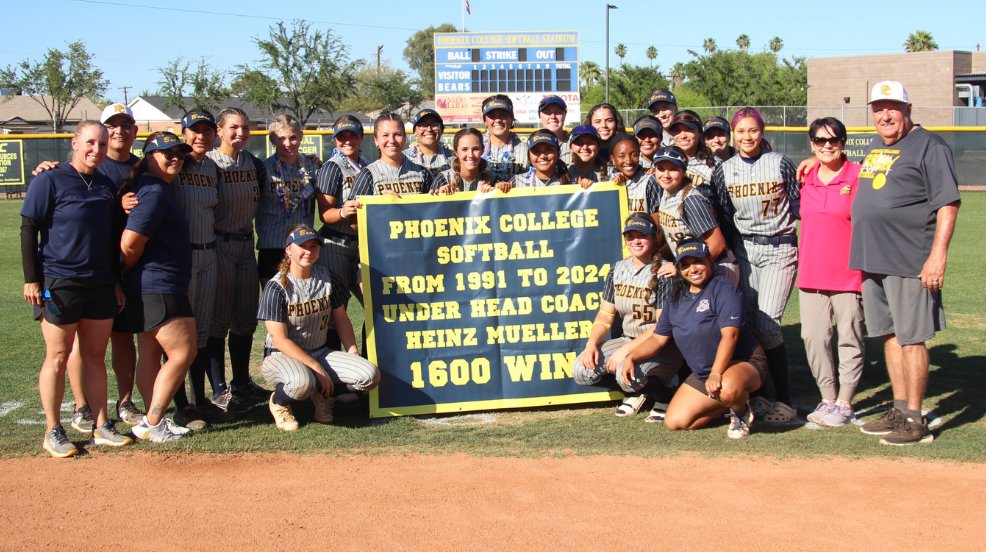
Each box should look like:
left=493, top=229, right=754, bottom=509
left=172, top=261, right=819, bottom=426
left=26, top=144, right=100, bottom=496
left=123, top=174, right=192, bottom=295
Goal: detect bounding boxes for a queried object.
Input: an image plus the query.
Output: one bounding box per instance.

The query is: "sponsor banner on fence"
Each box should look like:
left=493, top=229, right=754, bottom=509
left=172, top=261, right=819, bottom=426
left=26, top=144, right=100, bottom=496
left=359, top=184, right=628, bottom=417
left=0, top=140, right=25, bottom=186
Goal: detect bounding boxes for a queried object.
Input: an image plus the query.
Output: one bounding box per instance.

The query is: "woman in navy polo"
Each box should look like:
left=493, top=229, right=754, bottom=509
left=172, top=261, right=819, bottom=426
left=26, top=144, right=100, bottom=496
left=22, top=120, right=133, bottom=457
left=612, top=239, right=766, bottom=439
left=119, top=132, right=197, bottom=443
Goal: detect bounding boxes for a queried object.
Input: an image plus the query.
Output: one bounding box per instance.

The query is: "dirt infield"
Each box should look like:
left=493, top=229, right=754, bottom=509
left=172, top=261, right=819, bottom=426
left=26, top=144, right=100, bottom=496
left=2, top=453, right=983, bottom=551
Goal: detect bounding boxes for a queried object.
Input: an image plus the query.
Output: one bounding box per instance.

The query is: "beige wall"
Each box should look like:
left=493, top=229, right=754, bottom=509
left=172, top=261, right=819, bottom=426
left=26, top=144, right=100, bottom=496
left=808, top=51, right=971, bottom=127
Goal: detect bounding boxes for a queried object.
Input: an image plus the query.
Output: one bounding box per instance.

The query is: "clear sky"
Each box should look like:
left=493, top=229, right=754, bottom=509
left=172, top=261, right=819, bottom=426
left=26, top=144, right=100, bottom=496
left=3, top=0, right=984, bottom=103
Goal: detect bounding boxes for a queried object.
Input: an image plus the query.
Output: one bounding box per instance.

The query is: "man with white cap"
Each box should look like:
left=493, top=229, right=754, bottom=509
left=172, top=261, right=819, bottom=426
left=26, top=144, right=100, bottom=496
left=852, top=81, right=961, bottom=446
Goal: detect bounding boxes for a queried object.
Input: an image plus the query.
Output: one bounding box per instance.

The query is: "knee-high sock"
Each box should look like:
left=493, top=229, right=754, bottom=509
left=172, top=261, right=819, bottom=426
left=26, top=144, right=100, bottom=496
left=228, top=332, right=253, bottom=386
left=189, top=348, right=209, bottom=404
left=206, top=336, right=228, bottom=396
left=765, top=343, right=791, bottom=406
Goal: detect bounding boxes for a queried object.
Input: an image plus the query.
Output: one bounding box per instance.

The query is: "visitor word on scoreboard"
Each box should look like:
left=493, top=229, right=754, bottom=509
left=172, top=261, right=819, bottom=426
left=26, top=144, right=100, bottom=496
left=433, top=31, right=581, bottom=125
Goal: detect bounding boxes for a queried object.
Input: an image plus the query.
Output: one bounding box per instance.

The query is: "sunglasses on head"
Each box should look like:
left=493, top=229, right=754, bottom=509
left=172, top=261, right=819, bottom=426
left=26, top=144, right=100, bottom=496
left=810, top=136, right=843, bottom=146
left=156, top=150, right=186, bottom=161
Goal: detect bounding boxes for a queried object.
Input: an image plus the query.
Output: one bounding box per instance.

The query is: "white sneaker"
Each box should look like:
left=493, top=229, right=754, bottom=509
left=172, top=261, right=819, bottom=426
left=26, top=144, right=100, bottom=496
left=269, top=394, right=299, bottom=431
left=807, top=401, right=836, bottom=424
left=133, top=417, right=183, bottom=443
left=727, top=407, right=754, bottom=439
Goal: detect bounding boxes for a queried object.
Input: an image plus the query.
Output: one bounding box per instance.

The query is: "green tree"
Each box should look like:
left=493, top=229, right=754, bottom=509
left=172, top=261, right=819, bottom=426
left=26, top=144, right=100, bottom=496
left=736, top=34, right=751, bottom=51
left=579, top=61, right=601, bottom=94
left=340, top=65, right=423, bottom=118
left=583, top=64, right=669, bottom=112
left=157, top=56, right=229, bottom=112
left=703, top=38, right=717, bottom=54
left=645, top=46, right=658, bottom=68
left=241, top=20, right=361, bottom=125
left=615, top=43, right=628, bottom=66
left=403, top=23, right=458, bottom=99
left=669, top=62, right=686, bottom=90
left=904, top=30, right=938, bottom=52
left=769, top=37, right=784, bottom=54
left=230, top=69, right=280, bottom=116
left=683, top=49, right=806, bottom=106
left=669, top=82, right=711, bottom=109
left=0, top=40, right=108, bottom=132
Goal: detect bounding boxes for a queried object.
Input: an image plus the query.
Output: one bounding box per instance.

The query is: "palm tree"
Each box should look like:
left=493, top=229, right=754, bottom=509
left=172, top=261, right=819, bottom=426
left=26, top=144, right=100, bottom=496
left=615, top=43, right=627, bottom=66
left=645, top=46, right=658, bottom=68
left=904, top=30, right=938, bottom=52
left=703, top=38, right=717, bottom=54
left=579, top=61, right=601, bottom=92
left=769, top=37, right=783, bottom=53
left=736, top=34, right=751, bottom=51
left=669, top=62, right=686, bottom=90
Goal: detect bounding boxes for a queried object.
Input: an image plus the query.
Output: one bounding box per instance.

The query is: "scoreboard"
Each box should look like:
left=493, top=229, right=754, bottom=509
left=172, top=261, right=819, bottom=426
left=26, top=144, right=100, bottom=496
left=433, top=31, right=581, bottom=125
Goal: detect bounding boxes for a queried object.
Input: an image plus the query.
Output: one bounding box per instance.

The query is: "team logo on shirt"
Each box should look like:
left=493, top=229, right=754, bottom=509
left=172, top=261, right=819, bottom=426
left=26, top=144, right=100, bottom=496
left=696, top=299, right=710, bottom=313
left=840, top=185, right=851, bottom=195
left=859, top=148, right=900, bottom=191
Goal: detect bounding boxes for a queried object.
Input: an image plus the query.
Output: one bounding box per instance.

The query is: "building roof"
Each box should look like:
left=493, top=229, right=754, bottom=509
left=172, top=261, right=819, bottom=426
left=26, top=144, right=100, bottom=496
left=0, top=95, right=104, bottom=128
left=131, top=95, right=373, bottom=129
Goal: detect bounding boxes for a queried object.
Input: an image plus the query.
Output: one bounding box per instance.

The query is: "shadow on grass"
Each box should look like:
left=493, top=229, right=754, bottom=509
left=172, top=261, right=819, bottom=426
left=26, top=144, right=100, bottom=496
left=926, top=343, right=985, bottom=430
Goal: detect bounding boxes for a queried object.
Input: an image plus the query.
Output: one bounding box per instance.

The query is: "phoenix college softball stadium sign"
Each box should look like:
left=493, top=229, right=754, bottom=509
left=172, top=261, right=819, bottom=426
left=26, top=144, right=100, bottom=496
left=359, top=185, right=628, bottom=417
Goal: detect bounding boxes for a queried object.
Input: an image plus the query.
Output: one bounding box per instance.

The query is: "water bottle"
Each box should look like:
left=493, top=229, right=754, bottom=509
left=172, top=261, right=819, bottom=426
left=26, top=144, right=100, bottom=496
left=42, top=289, right=59, bottom=316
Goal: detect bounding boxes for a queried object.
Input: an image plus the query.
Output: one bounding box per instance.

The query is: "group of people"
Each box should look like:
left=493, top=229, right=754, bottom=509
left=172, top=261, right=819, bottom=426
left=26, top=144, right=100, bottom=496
left=21, top=79, right=959, bottom=457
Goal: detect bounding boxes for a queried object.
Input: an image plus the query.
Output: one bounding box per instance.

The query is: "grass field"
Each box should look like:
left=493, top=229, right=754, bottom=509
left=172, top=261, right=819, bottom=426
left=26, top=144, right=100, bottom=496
left=1, top=196, right=984, bottom=461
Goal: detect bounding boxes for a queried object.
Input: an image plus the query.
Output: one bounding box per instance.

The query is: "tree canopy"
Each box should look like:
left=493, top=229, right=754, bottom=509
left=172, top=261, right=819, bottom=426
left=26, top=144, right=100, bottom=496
left=403, top=23, right=458, bottom=99
left=904, top=30, right=939, bottom=52
left=682, top=48, right=806, bottom=106
left=157, top=56, right=229, bottom=113
left=1, top=41, right=108, bottom=131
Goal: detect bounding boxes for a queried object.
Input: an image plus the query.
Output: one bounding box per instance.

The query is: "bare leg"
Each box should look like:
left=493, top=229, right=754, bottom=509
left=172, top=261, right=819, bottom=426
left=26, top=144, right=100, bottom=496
left=66, top=334, right=86, bottom=410
left=76, top=318, right=113, bottom=427
left=883, top=336, right=908, bottom=402
left=900, top=343, right=930, bottom=412
left=38, top=320, right=76, bottom=432
left=664, top=385, right=728, bottom=431
left=144, top=317, right=197, bottom=426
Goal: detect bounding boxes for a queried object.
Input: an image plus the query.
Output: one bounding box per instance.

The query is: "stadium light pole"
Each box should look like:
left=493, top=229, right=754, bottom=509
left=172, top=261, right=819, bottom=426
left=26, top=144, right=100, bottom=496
left=605, top=4, right=618, bottom=103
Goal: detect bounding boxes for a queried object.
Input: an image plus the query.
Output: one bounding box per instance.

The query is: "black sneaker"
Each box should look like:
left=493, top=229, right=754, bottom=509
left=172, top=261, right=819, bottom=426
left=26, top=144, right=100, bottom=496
left=173, top=406, right=207, bottom=431
left=196, top=401, right=234, bottom=424
left=859, top=408, right=904, bottom=436
left=880, top=415, right=934, bottom=446
left=211, top=388, right=251, bottom=414
left=231, top=379, right=271, bottom=401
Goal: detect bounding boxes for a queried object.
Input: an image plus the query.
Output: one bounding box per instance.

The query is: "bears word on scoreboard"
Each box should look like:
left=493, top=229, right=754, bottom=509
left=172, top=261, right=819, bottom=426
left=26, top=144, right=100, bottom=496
left=433, top=31, right=581, bottom=125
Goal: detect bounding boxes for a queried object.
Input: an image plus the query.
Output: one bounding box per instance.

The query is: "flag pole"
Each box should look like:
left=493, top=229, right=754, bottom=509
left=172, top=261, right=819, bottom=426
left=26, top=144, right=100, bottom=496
left=461, top=1, right=465, bottom=31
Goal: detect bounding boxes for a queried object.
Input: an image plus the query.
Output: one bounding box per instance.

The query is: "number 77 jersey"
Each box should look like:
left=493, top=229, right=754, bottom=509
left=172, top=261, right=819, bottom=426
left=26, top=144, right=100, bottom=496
left=710, top=152, right=800, bottom=239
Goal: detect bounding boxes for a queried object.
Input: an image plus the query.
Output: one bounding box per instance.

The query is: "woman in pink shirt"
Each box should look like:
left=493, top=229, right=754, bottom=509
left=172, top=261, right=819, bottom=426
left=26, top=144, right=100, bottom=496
left=798, top=117, right=864, bottom=427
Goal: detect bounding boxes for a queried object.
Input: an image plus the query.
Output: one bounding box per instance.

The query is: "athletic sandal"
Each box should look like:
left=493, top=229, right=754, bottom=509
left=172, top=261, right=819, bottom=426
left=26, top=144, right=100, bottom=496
left=615, top=395, right=648, bottom=417
left=750, top=396, right=773, bottom=419
left=762, top=401, right=797, bottom=423
left=644, top=402, right=669, bottom=423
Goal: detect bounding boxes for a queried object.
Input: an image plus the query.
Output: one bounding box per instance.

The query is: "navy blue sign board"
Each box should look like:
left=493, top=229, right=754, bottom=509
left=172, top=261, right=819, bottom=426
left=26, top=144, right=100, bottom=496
left=359, top=184, right=629, bottom=417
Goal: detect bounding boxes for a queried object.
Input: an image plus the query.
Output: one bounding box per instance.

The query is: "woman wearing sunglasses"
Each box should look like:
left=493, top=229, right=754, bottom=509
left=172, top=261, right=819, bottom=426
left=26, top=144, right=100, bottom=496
left=798, top=117, right=865, bottom=428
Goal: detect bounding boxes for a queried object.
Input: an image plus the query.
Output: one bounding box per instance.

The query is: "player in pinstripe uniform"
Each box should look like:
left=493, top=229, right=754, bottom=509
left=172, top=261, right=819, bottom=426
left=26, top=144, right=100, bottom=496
left=703, top=116, right=736, bottom=162
left=480, top=95, right=529, bottom=183
left=167, top=109, right=232, bottom=427
left=206, top=107, right=269, bottom=411
left=566, top=125, right=605, bottom=187
left=510, top=130, right=570, bottom=188
left=537, top=95, right=571, bottom=164
left=710, top=107, right=800, bottom=422
left=573, top=214, right=683, bottom=422
left=316, top=115, right=368, bottom=315
left=258, top=225, right=379, bottom=430
left=404, top=109, right=454, bottom=175
left=647, top=89, right=678, bottom=147
left=349, top=113, right=432, bottom=199
left=652, top=147, right=738, bottom=284
left=668, top=110, right=720, bottom=202
left=604, top=135, right=661, bottom=216
left=430, top=128, right=495, bottom=193
left=258, top=115, right=319, bottom=287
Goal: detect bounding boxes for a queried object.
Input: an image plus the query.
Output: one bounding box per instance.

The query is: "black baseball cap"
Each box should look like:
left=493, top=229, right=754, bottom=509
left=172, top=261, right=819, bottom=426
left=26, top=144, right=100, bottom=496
left=333, top=118, right=364, bottom=137
left=647, top=89, right=677, bottom=110
left=633, top=115, right=662, bottom=137
left=674, top=238, right=710, bottom=264
left=181, top=109, right=217, bottom=131
left=482, top=95, right=514, bottom=117
left=527, top=129, right=560, bottom=150
left=703, top=116, right=730, bottom=135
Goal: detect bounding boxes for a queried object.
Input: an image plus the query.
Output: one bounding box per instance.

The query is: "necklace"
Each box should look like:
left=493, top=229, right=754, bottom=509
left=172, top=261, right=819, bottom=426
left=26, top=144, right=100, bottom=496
left=73, top=166, right=94, bottom=191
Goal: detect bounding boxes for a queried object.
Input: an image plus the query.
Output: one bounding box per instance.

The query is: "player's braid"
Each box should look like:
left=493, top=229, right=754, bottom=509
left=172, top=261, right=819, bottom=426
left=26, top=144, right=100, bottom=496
left=677, top=175, right=695, bottom=219
left=450, top=157, right=464, bottom=191
left=277, top=254, right=291, bottom=291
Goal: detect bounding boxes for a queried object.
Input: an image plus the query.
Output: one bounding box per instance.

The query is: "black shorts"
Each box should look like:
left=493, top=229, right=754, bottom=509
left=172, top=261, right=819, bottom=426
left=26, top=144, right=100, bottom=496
left=125, top=293, right=194, bottom=333
left=257, top=248, right=284, bottom=282
left=111, top=310, right=135, bottom=333
left=38, top=277, right=118, bottom=325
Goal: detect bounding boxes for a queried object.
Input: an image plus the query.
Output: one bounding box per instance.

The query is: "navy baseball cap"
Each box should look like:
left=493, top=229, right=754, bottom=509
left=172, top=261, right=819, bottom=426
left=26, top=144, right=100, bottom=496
left=670, top=110, right=702, bottom=131
left=653, top=147, right=687, bottom=169
left=623, top=215, right=656, bottom=236
left=333, top=118, right=364, bottom=137
left=482, top=95, right=514, bottom=117
left=181, top=109, right=216, bottom=131
left=703, top=116, right=730, bottom=135
left=143, top=132, right=192, bottom=155
left=569, top=125, right=600, bottom=144
left=647, top=89, right=677, bottom=109
left=411, top=109, right=444, bottom=129
left=538, top=95, right=567, bottom=113
left=285, top=225, right=320, bottom=247
left=633, top=116, right=662, bottom=137
left=527, top=129, right=560, bottom=150
left=675, top=239, right=710, bottom=264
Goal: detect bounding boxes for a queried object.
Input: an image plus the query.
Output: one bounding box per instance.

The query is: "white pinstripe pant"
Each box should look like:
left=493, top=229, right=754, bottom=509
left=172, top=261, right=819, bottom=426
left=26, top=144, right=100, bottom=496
left=572, top=337, right=683, bottom=393
left=260, top=347, right=380, bottom=401
left=211, top=238, right=259, bottom=337
left=188, top=248, right=217, bottom=349
left=734, top=239, right=798, bottom=350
